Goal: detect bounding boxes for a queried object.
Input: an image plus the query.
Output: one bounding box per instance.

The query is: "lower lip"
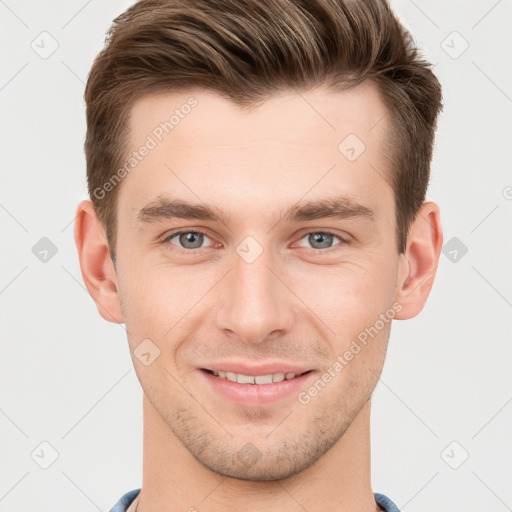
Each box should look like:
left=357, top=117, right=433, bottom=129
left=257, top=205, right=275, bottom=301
left=199, top=369, right=315, bottom=406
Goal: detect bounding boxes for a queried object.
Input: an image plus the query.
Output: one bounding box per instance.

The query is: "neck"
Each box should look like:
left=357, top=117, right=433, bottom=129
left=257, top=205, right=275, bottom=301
left=136, top=395, right=378, bottom=512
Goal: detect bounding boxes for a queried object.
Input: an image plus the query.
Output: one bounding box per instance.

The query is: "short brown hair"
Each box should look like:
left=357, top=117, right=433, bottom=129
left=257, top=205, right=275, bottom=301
left=84, top=0, right=442, bottom=256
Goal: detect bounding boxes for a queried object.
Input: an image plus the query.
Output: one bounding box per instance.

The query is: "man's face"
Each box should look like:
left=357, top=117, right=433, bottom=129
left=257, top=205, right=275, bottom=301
left=114, top=81, right=403, bottom=480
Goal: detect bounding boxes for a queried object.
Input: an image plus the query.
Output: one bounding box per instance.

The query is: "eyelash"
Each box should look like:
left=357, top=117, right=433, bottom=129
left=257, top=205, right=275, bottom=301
left=161, top=229, right=349, bottom=255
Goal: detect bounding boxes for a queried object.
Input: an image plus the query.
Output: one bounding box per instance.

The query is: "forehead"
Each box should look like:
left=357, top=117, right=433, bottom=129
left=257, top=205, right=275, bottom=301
left=119, top=81, right=392, bottom=225
left=128, top=80, right=388, bottom=153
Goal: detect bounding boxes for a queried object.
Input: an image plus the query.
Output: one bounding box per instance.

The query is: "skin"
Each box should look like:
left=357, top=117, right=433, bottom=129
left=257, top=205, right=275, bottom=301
left=74, top=80, right=443, bottom=512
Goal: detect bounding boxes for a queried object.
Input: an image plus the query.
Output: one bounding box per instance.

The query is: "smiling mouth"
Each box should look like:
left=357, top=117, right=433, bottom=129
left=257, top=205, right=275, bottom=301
left=201, top=368, right=313, bottom=385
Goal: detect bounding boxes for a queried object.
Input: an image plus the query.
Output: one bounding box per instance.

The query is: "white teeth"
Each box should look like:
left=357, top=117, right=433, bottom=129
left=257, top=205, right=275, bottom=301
left=225, top=371, right=237, bottom=382
left=237, top=374, right=255, bottom=384
left=210, top=370, right=303, bottom=384
left=255, top=374, right=273, bottom=384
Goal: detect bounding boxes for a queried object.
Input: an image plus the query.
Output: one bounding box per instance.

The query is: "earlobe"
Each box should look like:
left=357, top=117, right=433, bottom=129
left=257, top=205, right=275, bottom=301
left=73, top=200, right=124, bottom=324
left=394, top=201, right=443, bottom=320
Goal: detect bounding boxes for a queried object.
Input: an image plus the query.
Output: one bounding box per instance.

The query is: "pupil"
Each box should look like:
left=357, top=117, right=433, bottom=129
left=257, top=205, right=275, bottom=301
left=180, top=232, right=203, bottom=249
left=310, top=233, right=332, bottom=249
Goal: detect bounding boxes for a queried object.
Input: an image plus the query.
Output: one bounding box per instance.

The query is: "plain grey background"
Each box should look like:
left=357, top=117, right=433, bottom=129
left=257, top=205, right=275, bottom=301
left=1, top=0, right=511, bottom=511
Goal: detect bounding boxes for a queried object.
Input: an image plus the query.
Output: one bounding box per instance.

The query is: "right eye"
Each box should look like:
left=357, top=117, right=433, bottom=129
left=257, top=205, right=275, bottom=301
left=162, top=230, right=219, bottom=253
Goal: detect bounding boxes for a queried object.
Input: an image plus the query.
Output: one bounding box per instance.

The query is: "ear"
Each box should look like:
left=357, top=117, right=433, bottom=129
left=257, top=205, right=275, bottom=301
left=73, top=200, right=124, bottom=323
left=394, top=201, right=443, bottom=319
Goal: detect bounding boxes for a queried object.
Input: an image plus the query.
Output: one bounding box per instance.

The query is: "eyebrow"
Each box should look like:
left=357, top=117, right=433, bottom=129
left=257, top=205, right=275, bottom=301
left=137, top=195, right=374, bottom=226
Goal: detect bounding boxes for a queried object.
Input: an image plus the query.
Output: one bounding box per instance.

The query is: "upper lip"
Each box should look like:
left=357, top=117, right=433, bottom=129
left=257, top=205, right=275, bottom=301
left=200, top=362, right=314, bottom=376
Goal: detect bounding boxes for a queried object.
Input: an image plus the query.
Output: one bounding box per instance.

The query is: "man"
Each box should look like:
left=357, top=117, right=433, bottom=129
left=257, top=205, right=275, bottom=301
left=74, top=0, right=443, bottom=510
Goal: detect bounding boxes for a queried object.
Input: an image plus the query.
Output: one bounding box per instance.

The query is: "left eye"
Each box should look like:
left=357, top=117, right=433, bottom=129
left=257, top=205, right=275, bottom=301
left=164, top=230, right=345, bottom=252
left=297, top=232, right=344, bottom=250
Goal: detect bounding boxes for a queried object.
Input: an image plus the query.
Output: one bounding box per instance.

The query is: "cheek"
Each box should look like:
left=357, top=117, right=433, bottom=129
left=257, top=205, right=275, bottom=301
left=117, top=260, right=216, bottom=343
left=116, top=261, right=169, bottom=339
left=116, top=232, right=399, bottom=349
left=290, top=255, right=399, bottom=339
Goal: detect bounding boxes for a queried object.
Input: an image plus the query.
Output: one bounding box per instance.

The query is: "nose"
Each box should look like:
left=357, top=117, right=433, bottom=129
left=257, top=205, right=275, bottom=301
left=215, top=245, right=296, bottom=345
